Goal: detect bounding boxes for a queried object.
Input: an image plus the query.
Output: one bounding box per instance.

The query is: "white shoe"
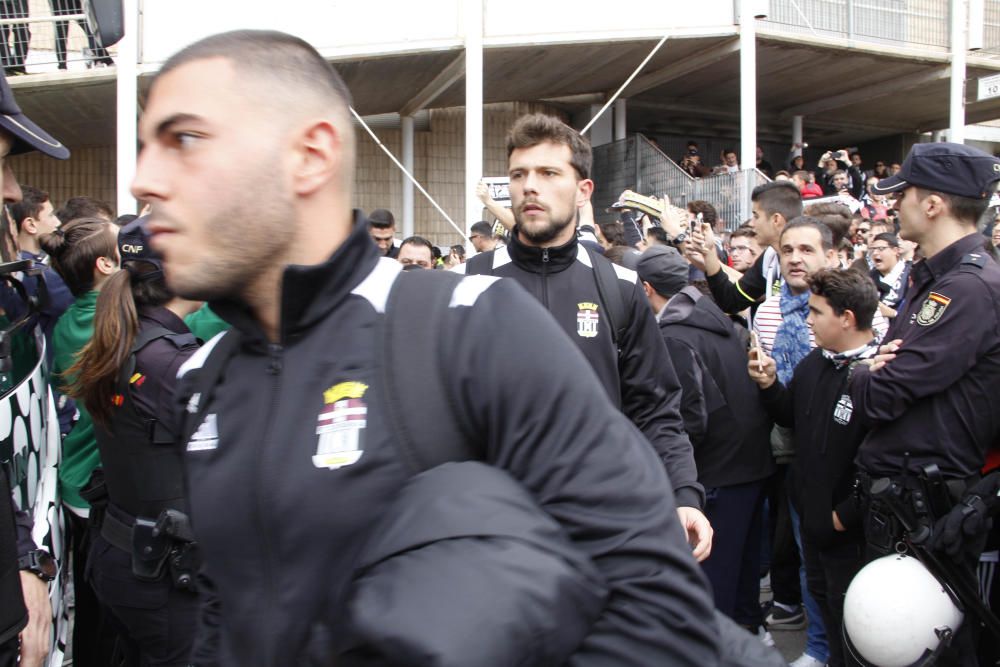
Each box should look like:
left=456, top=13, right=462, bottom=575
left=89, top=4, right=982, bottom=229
left=789, top=653, right=826, bottom=667
left=756, top=626, right=775, bottom=648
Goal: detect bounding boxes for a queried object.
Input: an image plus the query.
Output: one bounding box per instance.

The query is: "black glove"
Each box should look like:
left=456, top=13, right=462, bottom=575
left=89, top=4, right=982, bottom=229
left=930, top=472, right=1000, bottom=560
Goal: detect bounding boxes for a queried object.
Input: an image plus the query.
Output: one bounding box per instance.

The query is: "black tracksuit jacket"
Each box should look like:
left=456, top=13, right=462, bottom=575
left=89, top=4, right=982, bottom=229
left=465, top=229, right=703, bottom=508
left=180, top=214, right=720, bottom=666
left=760, top=349, right=866, bottom=548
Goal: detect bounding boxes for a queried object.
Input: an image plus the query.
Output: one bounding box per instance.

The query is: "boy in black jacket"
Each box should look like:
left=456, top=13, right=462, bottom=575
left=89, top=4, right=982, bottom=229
left=748, top=268, right=880, bottom=667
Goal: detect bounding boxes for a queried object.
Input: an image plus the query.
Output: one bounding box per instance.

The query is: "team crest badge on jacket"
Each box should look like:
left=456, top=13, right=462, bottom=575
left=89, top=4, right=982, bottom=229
left=576, top=302, right=600, bottom=338
left=915, top=292, right=950, bottom=327
left=313, top=381, right=367, bottom=469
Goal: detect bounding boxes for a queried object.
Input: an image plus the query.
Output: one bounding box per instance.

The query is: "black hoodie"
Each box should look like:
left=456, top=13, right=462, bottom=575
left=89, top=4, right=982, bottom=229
left=657, top=287, right=775, bottom=488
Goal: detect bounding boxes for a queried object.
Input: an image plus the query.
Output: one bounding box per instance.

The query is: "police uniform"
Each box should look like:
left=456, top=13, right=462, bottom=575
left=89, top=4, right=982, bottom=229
left=86, top=221, right=201, bottom=667
left=849, top=142, right=1000, bottom=665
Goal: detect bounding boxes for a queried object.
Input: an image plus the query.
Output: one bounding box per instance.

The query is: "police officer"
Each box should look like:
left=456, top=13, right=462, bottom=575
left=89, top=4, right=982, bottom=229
left=0, top=69, right=70, bottom=667
left=849, top=142, right=1000, bottom=664
left=464, top=114, right=711, bottom=558
left=62, top=219, right=201, bottom=666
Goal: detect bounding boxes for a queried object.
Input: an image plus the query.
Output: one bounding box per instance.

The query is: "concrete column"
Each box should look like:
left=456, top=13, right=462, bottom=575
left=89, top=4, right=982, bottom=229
left=950, top=0, right=967, bottom=144
left=792, top=115, right=804, bottom=155
left=465, top=0, right=484, bottom=236
left=588, top=104, right=613, bottom=147
left=116, top=0, right=139, bottom=215
left=739, top=0, right=758, bottom=218
left=614, top=99, right=627, bottom=140
left=401, top=114, right=415, bottom=238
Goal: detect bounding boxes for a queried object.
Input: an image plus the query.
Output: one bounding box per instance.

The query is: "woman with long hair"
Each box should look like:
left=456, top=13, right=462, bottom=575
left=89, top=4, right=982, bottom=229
left=40, top=215, right=121, bottom=665
left=63, top=218, right=201, bottom=666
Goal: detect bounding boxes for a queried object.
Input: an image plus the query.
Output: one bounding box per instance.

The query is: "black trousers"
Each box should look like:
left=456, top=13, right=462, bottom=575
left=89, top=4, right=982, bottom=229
left=701, top=480, right=766, bottom=628
left=67, top=511, right=120, bottom=666
left=765, top=465, right=801, bottom=607
left=88, top=533, right=197, bottom=667
left=801, top=534, right=865, bottom=667
left=0, top=636, right=16, bottom=667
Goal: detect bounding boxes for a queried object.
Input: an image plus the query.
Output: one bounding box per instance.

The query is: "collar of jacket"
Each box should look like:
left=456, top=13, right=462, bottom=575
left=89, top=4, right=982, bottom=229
left=210, top=209, right=379, bottom=346
left=138, top=304, right=189, bottom=334
left=910, top=232, right=986, bottom=292
left=506, top=224, right=580, bottom=274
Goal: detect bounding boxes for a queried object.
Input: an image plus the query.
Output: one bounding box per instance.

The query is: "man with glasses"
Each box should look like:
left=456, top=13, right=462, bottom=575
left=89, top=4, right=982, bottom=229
left=728, top=227, right=760, bottom=274
left=468, top=220, right=498, bottom=253
left=867, top=232, right=909, bottom=319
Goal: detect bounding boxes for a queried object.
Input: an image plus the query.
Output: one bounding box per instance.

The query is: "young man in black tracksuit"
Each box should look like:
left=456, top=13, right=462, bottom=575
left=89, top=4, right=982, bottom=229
left=130, top=32, right=722, bottom=666
left=636, top=245, right=775, bottom=634
left=749, top=268, right=880, bottom=667
left=464, top=114, right=712, bottom=558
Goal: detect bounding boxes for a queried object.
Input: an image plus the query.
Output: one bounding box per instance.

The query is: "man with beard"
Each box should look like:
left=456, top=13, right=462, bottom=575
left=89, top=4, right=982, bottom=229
left=130, top=32, right=720, bottom=667
left=464, top=114, right=712, bottom=558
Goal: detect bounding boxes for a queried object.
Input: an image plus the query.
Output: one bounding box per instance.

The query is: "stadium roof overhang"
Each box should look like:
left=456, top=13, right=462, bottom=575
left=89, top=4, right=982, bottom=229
left=9, top=31, right=1000, bottom=151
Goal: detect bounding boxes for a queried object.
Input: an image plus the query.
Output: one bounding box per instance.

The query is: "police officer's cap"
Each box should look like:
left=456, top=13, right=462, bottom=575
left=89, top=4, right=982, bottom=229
left=872, top=142, right=1000, bottom=199
left=118, top=216, right=164, bottom=282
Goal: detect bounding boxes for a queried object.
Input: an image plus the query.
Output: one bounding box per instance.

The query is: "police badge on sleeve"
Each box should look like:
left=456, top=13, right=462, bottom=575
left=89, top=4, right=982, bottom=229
left=915, top=292, right=950, bottom=326
left=577, top=302, right=600, bottom=338
left=313, top=381, right=367, bottom=470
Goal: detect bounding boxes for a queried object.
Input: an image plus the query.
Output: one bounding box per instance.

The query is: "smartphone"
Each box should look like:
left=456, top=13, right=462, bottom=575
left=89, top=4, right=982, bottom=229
left=693, top=212, right=703, bottom=235
left=750, top=330, right=764, bottom=372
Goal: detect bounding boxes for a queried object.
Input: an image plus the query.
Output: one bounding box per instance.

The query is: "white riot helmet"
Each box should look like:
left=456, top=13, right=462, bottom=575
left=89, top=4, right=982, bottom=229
left=844, top=553, right=963, bottom=666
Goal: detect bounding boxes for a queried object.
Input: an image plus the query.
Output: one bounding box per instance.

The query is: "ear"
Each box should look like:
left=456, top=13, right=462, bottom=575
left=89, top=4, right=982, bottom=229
left=923, top=193, right=945, bottom=218
left=95, top=255, right=117, bottom=276
left=22, top=217, right=36, bottom=235
left=842, top=308, right=858, bottom=330
left=824, top=248, right=839, bottom=267
left=291, top=119, right=344, bottom=197
left=576, top=178, right=594, bottom=208
left=642, top=280, right=655, bottom=299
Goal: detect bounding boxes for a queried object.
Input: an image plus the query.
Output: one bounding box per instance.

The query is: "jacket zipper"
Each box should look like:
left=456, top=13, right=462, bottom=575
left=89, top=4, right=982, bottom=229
left=254, top=341, right=284, bottom=663
left=541, top=248, right=550, bottom=309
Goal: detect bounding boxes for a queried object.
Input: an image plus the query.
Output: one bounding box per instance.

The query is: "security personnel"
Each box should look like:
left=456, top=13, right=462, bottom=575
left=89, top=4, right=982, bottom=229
left=0, top=67, right=70, bottom=667
left=129, top=31, right=721, bottom=667
left=62, top=219, right=201, bottom=666
left=464, top=114, right=711, bottom=557
left=849, top=142, right=1000, bottom=664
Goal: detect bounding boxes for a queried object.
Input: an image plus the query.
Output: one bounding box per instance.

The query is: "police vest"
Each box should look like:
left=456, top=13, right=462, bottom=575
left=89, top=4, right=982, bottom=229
left=96, top=326, right=197, bottom=520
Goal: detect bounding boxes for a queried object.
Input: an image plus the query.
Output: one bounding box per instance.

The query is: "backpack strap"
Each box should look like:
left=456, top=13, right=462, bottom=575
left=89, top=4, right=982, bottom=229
left=176, top=330, right=242, bottom=446
left=584, top=245, right=628, bottom=350
left=380, top=269, right=479, bottom=475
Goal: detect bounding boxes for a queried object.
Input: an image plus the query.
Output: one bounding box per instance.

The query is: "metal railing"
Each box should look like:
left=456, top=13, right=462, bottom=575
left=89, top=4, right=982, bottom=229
left=760, top=0, right=950, bottom=50
left=592, top=134, right=769, bottom=230
left=0, top=0, right=114, bottom=76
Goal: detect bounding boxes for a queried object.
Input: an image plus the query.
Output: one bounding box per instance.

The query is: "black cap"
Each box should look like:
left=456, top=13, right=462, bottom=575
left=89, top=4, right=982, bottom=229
left=118, top=216, right=163, bottom=280
left=636, top=246, right=688, bottom=297
left=871, top=142, right=1000, bottom=199
left=0, top=75, right=69, bottom=159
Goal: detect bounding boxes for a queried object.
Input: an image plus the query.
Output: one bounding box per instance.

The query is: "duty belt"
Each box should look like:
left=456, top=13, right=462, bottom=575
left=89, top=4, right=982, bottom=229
left=100, top=504, right=199, bottom=590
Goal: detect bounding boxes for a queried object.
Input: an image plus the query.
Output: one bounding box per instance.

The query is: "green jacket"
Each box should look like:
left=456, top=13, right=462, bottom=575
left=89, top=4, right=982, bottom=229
left=184, top=304, right=229, bottom=341
left=52, top=290, right=98, bottom=510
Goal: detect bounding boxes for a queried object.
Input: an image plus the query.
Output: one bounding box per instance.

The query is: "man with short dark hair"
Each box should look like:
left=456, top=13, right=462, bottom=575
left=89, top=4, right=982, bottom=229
left=396, top=235, right=434, bottom=269
left=749, top=268, right=880, bottom=667
left=54, top=195, right=113, bottom=224
left=728, top=227, right=760, bottom=274
left=468, top=220, right=496, bottom=253
left=686, top=181, right=803, bottom=316
left=867, top=232, right=909, bottom=319
left=851, top=143, right=1000, bottom=664
left=465, top=113, right=713, bottom=560
left=638, top=245, right=774, bottom=637
left=132, top=30, right=720, bottom=666
left=367, top=208, right=398, bottom=258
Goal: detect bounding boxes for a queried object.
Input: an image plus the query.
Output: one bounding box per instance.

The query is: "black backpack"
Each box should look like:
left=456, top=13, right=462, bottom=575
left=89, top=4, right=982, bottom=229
left=177, top=269, right=785, bottom=667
